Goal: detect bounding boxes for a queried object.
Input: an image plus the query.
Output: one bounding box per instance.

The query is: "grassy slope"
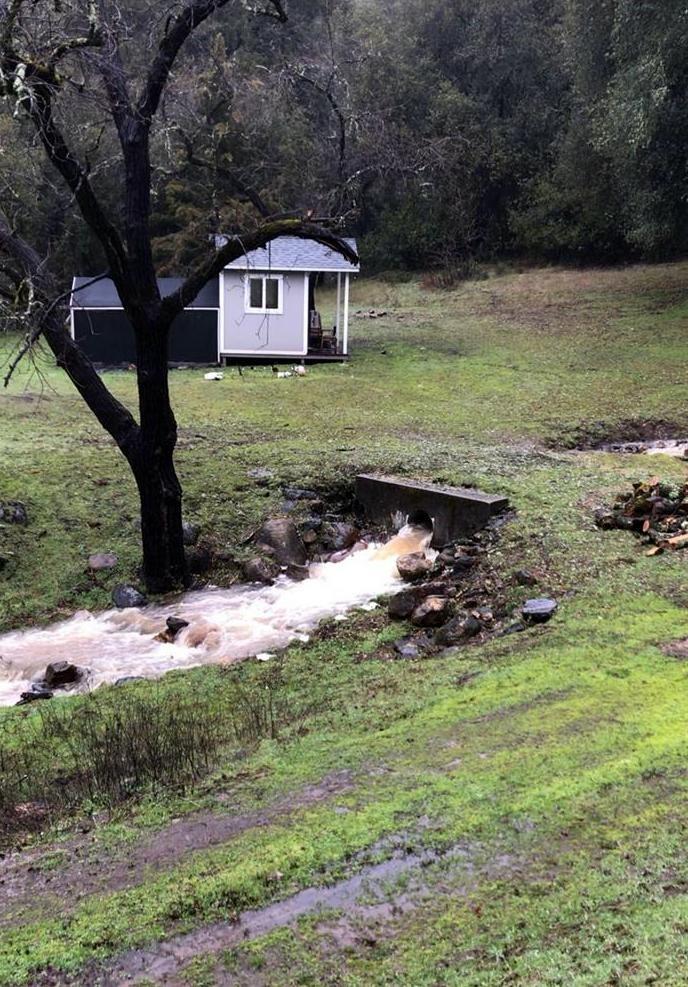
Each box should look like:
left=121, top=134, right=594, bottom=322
left=1, top=262, right=688, bottom=984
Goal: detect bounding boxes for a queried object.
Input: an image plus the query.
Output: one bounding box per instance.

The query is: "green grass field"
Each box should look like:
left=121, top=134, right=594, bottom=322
left=1, top=261, right=688, bottom=985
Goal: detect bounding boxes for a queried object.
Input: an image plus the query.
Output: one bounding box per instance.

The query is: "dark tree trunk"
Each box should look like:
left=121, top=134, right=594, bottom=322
left=0, top=1, right=357, bottom=601
left=132, top=449, right=188, bottom=593
left=130, top=317, right=189, bottom=593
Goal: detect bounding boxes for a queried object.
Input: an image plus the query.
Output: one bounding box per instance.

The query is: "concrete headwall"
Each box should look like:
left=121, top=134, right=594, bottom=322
left=355, top=474, right=509, bottom=547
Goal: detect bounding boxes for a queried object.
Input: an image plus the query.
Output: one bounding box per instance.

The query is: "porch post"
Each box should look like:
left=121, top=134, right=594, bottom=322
left=343, top=273, right=350, bottom=356
left=336, top=272, right=342, bottom=338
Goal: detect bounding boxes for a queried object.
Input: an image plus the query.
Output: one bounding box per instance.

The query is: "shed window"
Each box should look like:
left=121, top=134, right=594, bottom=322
left=245, top=275, right=283, bottom=314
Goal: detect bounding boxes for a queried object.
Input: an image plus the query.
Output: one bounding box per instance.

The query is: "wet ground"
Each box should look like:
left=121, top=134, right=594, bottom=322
left=550, top=417, right=688, bottom=454
left=0, top=772, right=355, bottom=930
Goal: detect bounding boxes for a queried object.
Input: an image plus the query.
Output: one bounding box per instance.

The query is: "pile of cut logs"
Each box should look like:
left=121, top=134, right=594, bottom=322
left=595, top=477, right=688, bottom=554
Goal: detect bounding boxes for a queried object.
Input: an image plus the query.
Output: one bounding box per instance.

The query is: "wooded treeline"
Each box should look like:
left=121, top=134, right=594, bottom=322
left=2, top=0, right=687, bottom=278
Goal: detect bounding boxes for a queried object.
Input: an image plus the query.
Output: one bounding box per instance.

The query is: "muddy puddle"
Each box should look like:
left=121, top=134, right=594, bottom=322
left=104, top=843, right=479, bottom=983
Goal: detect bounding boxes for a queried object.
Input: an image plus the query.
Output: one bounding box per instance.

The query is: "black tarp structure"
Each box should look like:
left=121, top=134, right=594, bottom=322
left=70, top=277, right=219, bottom=365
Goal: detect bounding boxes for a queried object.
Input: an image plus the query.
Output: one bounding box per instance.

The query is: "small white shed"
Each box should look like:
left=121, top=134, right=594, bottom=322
left=219, top=236, right=359, bottom=362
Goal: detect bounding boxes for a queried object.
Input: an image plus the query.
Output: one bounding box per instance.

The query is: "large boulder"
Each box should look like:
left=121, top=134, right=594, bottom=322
left=393, top=635, right=432, bottom=659
left=0, top=501, right=28, bottom=525
left=282, top=486, right=319, bottom=501
left=320, top=521, right=360, bottom=552
left=244, top=557, right=281, bottom=584
left=301, top=527, right=319, bottom=546
left=300, top=517, right=322, bottom=546
left=396, top=552, right=433, bottom=582
left=286, top=563, right=310, bottom=582
left=434, top=612, right=482, bottom=647
left=411, top=596, right=452, bottom=628
left=328, top=548, right=352, bottom=564
left=451, top=554, right=479, bottom=577
left=388, top=581, right=449, bottom=620
left=393, top=638, right=421, bottom=659
left=112, top=584, right=148, bottom=609
left=44, top=661, right=83, bottom=689
left=514, top=569, right=538, bottom=587
left=166, top=616, right=189, bottom=638
left=186, top=545, right=213, bottom=574
left=256, top=518, right=307, bottom=566
left=155, top=616, right=190, bottom=644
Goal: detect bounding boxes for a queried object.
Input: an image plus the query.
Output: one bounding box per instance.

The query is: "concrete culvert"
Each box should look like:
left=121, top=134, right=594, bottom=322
left=355, top=474, right=509, bottom=546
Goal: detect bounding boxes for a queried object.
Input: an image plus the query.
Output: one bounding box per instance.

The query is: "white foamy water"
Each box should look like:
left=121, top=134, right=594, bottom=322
left=0, top=525, right=432, bottom=706
left=644, top=440, right=688, bottom=458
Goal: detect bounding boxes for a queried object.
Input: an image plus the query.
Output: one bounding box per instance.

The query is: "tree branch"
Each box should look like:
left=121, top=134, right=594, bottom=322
left=30, top=86, right=129, bottom=282
left=138, top=0, right=287, bottom=125
left=97, top=41, right=133, bottom=139
left=0, top=3, right=128, bottom=282
left=160, top=219, right=358, bottom=322
left=0, top=219, right=139, bottom=453
left=177, top=129, right=271, bottom=218
left=294, top=72, right=347, bottom=181
left=3, top=271, right=110, bottom=386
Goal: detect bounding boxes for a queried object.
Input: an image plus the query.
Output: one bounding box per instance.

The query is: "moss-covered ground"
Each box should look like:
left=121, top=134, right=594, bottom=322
left=1, top=262, right=688, bottom=984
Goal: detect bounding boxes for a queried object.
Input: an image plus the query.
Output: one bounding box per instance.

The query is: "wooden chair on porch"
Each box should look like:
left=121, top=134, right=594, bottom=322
left=308, top=310, right=323, bottom=351
left=308, top=302, right=342, bottom=355
left=320, top=326, right=338, bottom=353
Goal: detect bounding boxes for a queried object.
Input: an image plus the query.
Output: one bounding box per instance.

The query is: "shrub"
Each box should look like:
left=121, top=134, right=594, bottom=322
left=0, top=664, right=300, bottom=844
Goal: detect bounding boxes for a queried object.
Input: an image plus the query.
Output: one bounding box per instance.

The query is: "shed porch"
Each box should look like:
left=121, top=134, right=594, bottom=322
left=307, top=271, right=351, bottom=358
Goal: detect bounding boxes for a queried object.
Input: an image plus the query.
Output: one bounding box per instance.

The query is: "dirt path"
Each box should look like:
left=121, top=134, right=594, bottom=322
left=95, top=841, right=520, bottom=985
left=0, top=771, right=354, bottom=929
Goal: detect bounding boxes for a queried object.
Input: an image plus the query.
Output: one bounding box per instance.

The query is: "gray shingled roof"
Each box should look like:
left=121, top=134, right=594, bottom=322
left=70, top=277, right=219, bottom=309
left=220, top=235, right=359, bottom=273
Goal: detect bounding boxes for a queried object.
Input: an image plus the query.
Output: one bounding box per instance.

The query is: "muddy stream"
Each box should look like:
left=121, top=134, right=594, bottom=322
left=0, top=524, right=432, bottom=706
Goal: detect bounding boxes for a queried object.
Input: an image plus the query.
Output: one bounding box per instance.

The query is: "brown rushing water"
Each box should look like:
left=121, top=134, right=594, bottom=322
left=0, top=524, right=432, bottom=705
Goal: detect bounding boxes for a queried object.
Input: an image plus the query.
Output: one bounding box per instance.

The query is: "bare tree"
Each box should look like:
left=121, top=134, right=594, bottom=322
left=0, top=0, right=356, bottom=593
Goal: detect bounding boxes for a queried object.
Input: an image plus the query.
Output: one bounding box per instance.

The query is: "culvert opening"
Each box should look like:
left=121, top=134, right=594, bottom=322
left=407, top=509, right=434, bottom=532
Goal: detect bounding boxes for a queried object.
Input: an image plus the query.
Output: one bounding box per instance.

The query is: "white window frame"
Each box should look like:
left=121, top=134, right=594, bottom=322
left=244, top=273, right=284, bottom=315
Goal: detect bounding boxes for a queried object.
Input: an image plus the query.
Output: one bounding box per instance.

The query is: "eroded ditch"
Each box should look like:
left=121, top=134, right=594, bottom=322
left=549, top=418, right=688, bottom=456
left=99, top=840, right=518, bottom=984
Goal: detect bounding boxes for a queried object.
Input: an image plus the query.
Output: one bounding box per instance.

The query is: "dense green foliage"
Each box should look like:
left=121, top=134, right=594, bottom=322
left=2, top=0, right=687, bottom=282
